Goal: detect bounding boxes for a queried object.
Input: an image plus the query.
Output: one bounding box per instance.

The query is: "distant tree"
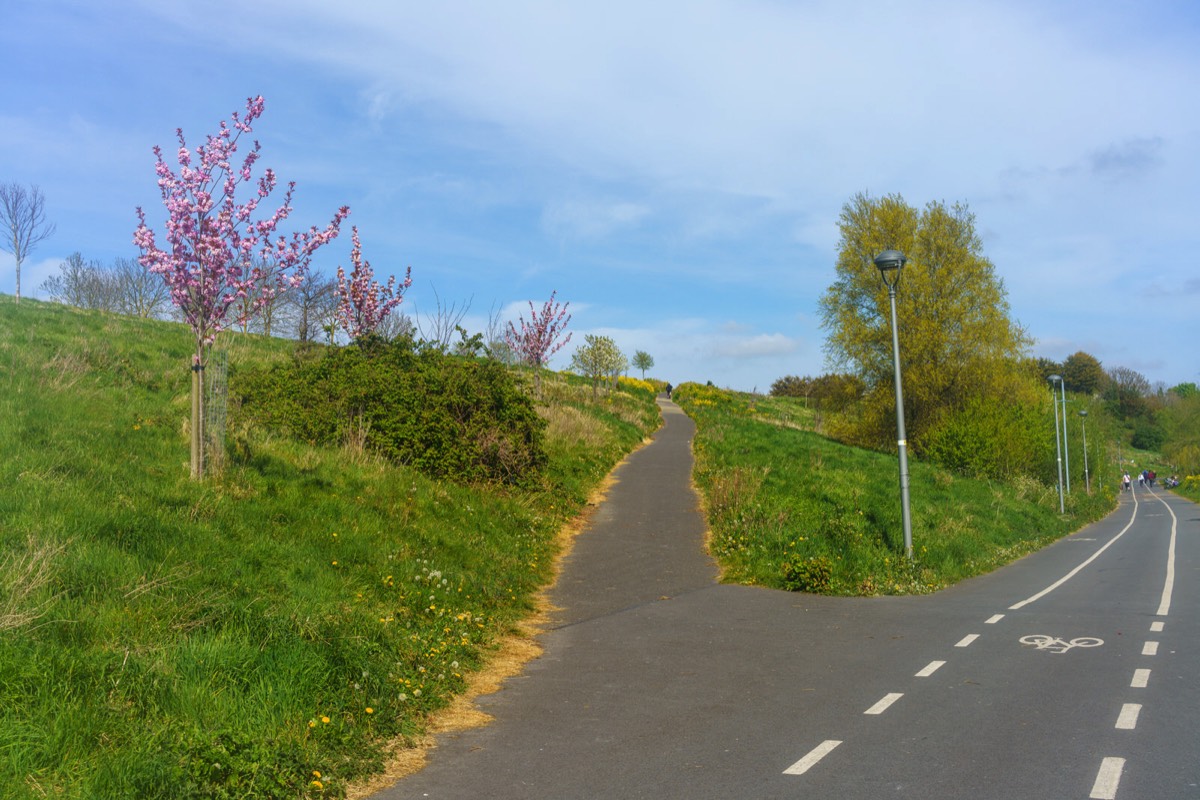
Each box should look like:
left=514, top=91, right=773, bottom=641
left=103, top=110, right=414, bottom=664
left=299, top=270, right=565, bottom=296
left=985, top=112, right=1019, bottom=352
left=334, top=227, right=410, bottom=342
left=41, top=252, right=116, bottom=311
left=505, top=291, right=571, bottom=396
left=134, top=95, right=348, bottom=478
left=1105, top=365, right=1151, bottom=420
left=416, top=286, right=470, bottom=353
left=1062, top=351, right=1106, bottom=395
left=0, top=182, right=55, bottom=303
left=1032, top=357, right=1062, bottom=383
left=1170, top=382, right=1199, bottom=399
left=770, top=375, right=812, bottom=399
left=113, top=256, right=170, bottom=318
left=570, top=334, right=625, bottom=398
left=287, top=269, right=339, bottom=343
left=819, top=192, right=1033, bottom=453
left=632, top=350, right=654, bottom=379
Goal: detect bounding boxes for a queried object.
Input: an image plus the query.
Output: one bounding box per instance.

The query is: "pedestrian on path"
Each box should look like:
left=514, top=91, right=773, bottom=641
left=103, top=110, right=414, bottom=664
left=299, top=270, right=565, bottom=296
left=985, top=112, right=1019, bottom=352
left=1122, top=472, right=1131, bottom=492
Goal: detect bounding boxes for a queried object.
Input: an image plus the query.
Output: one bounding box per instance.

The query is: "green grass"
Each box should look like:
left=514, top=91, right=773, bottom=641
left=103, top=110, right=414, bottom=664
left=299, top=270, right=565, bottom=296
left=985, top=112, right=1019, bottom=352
left=0, top=298, right=659, bottom=799
left=675, top=382, right=1118, bottom=595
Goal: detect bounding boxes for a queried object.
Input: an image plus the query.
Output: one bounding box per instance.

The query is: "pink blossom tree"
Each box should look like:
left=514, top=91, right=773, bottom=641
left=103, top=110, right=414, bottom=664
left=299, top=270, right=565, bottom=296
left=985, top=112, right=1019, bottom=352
left=505, top=291, right=572, bottom=395
left=334, top=226, right=412, bottom=341
left=134, top=95, right=349, bottom=478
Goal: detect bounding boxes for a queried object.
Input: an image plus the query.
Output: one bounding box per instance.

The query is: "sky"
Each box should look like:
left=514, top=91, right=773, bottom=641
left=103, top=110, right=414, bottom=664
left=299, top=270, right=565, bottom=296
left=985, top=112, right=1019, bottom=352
left=2, top=0, right=1198, bottom=392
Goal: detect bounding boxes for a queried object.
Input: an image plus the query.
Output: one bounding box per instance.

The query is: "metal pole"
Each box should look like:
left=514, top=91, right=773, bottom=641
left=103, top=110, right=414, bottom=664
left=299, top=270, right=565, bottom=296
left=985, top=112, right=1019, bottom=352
left=886, top=285, right=913, bottom=559
left=1051, top=381, right=1064, bottom=513
left=1080, top=412, right=1090, bottom=494
left=1060, top=381, right=1070, bottom=494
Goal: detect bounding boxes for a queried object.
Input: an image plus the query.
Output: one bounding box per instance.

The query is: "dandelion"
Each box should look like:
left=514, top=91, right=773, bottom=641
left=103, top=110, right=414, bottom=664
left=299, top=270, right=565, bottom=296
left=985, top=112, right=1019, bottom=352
left=312, top=770, right=322, bottom=778
left=311, top=780, right=323, bottom=790
left=332, top=560, right=338, bottom=567
left=321, top=715, right=330, bottom=724
left=365, top=707, right=374, bottom=714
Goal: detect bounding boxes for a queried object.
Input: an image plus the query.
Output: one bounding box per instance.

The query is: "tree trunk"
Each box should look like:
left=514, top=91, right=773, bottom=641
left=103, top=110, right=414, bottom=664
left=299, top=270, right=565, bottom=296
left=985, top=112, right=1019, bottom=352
left=191, top=344, right=206, bottom=479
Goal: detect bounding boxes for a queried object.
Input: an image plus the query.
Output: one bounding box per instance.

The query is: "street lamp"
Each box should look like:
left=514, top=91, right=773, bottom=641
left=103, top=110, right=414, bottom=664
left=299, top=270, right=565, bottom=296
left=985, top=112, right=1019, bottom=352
left=874, top=249, right=913, bottom=560
left=1079, top=410, right=1090, bottom=494
left=1049, top=374, right=1065, bottom=513
left=1060, top=380, right=1071, bottom=494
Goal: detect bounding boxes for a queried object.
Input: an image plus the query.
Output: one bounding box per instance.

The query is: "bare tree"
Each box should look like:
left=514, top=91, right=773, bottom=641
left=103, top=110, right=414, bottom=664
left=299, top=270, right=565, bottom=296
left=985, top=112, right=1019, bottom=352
left=112, top=256, right=170, bottom=318
left=286, top=269, right=339, bottom=343
left=415, top=285, right=471, bottom=352
left=0, top=183, right=56, bottom=303
left=41, top=252, right=117, bottom=310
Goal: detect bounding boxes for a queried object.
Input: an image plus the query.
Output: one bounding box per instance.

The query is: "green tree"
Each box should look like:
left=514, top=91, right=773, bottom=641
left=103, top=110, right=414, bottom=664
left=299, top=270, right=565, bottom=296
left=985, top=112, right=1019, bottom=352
left=570, top=334, right=626, bottom=398
left=1062, top=351, right=1106, bottom=395
left=1105, top=365, right=1151, bottom=420
left=819, top=192, right=1034, bottom=455
left=632, top=350, right=654, bottom=379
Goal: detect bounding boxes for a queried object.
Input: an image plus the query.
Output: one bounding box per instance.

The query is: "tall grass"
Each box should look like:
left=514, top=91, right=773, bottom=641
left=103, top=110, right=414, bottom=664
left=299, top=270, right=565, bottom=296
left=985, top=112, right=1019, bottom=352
left=675, top=382, right=1117, bottom=595
left=0, top=298, right=659, bottom=799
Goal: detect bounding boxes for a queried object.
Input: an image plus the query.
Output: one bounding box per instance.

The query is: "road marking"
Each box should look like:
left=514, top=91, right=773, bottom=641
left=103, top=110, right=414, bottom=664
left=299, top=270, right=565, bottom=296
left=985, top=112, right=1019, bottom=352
left=1116, top=703, right=1142, bottom=730
left=1009, top=499, right=1139, bottom=610
left=783, top=740, right=842, bottom=775
left=1090, top=757, right=1125, bottom=799
left=955, top=634, right=979, bottom=648
left=1131, top=669, right=1151, bottom=688
left=985, top=614, right=1004, bottom=624
left=1155, top=493, right=1178, bottom=616
left=1150, top=621, right=1164, bottom=632
left=915, top=661, right=945, bottom=677
left=864, top=693, right=903, bottom=715
left=1143, top=641, right=1159, bottom=656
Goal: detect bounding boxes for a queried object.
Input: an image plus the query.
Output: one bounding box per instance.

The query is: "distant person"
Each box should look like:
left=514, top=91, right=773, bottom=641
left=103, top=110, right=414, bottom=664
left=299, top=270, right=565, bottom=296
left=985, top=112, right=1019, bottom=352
left=1123, top=472, right=1131, bottom=492
left=1138, top=471, right=1146, bottom=488
left=665, top=383, right=673, bottom=400
left=1148, top=470, right=1156, bottom=487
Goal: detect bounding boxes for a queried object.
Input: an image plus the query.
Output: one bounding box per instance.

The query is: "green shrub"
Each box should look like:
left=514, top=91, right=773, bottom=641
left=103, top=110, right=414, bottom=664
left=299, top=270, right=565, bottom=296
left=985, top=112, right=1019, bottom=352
left=923, top=395, right=1050, bottom=482
left=781, top=556, right=833, bottom=593
left=233, top=340, right=546, bottom=486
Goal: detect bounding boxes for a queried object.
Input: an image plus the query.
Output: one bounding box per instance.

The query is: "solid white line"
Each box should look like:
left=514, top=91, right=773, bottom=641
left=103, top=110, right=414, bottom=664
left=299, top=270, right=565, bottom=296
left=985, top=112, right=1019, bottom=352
left=1155, top=493, right=1178, bottom=616
left=864, top=693, right=904, bottom=715
left=915, top=661, right=945, bottom=677
left=1010, top=497, right=1139, bottom=610
left=1115, top=703, right=1142, bottom=730
left=985, top=614, right=1005, bottom=624
left=1143, top=641, right=1159, bottom=656
left=1150, top=621, right=1164, bottom=632
left=1089, top=757, right=1126, bottom=799
left=783, top=740, right=842, bottom=775
left=1131, top=668, right=1151, bottom=688
left=955, top=634, right=979, bottom=648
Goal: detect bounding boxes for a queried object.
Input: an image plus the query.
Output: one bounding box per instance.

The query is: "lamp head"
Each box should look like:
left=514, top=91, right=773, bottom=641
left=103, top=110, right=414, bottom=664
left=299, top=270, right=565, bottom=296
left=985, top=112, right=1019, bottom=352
left=1048, top=374, right=1062, bottom=384
left=874, top=250, right=907, bottom=288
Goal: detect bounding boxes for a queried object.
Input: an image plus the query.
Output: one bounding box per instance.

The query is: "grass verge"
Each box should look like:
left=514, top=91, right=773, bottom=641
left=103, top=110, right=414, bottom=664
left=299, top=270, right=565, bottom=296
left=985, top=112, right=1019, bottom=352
left=674, top=382, right=1118, bottom=595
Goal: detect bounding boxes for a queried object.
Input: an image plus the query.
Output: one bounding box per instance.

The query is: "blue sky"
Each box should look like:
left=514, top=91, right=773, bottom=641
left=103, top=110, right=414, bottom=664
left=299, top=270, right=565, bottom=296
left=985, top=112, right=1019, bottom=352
left=3, top=0, right=1198, bottom=392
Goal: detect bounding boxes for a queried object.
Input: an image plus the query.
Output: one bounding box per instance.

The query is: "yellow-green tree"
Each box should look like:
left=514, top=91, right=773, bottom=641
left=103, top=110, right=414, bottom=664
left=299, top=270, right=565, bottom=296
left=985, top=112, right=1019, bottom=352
left=819, top=193, right=1038, bottom=470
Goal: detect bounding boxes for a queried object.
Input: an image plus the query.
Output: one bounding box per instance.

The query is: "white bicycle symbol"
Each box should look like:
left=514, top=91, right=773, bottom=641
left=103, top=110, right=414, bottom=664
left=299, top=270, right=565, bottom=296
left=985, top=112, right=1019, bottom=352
left=1020, top=634, right=1104, bottom=654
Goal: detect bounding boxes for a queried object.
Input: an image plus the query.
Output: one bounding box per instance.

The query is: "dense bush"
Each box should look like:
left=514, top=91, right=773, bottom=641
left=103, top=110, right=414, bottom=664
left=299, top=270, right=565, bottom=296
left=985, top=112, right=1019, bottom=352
left=922, top=395, right=1052, bottom=482
left=233, top=339, right=546, bottom=485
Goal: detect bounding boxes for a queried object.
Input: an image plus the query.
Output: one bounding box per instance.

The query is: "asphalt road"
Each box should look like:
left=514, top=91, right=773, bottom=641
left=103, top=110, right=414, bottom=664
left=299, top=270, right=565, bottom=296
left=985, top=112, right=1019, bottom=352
left=374, top=399, right=1199, bottom=799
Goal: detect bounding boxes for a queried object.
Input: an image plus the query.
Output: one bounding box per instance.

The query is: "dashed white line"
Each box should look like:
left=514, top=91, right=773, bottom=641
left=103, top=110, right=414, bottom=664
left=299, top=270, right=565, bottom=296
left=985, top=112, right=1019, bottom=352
left=1142, top=641, right=1159, bottom=656
left=783, top=740, right=842, bottom=775
left=1115, top=703, right=1142, bottom=730
left=955, top=634, right=979, bottom=648
left=1131, top=668, right=1151, bottom=688
left=985, top=614, right=1005, bottom=624
left=864, top=693, right=904, bottom=715
left=1090, top=757, right=1126, bottom=799
left=1150, top=621, right=1164, bottom=632
left=915, top=661, right=945, bottom=678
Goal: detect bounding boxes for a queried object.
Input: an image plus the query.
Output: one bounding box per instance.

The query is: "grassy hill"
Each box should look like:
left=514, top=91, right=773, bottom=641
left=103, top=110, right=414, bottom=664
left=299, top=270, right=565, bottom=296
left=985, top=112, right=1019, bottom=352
left=0, top=297, right=659, bottom=799
left=674, top=382, right=1118, bottom=594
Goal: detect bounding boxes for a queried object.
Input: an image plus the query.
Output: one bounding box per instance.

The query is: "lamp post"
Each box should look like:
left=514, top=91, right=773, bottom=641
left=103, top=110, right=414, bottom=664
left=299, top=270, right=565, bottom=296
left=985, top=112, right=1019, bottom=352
left=1079, top=410, right=1090, bottom=494
left=1059, top=379, right=1071, bottom=494
left=1049, top=374, right=1065, bottom=513
left=874, top=249, right=913, bottom=560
